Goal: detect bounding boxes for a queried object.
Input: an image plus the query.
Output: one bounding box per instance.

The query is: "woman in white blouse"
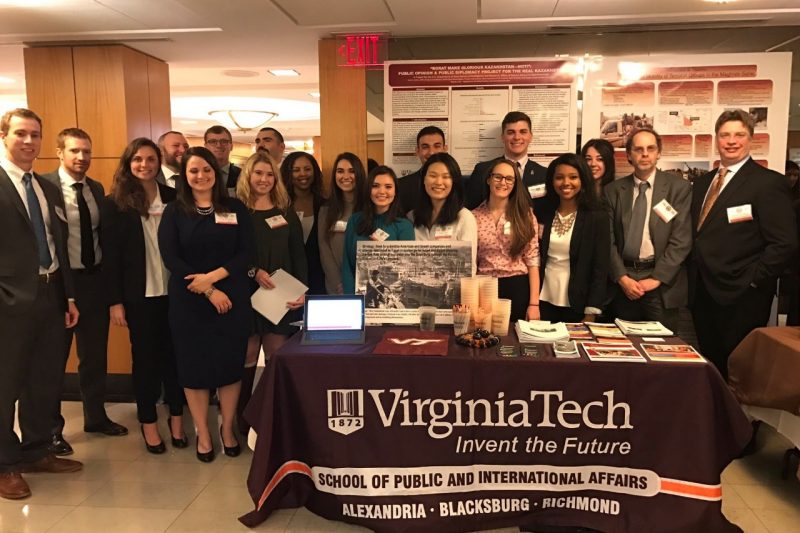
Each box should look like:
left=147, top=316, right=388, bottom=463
left=410, top=153, right=477, bottom=274
left=539, top=153, right=610, bottom=323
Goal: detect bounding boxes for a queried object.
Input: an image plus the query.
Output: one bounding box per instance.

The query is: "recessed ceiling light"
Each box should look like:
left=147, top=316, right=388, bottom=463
left=308, top=92, right=320, bottom=98
left=703, top=0, right=734, bottom=4
left=268, top=69, right=300, bottom=77
left=223, top=69, right=259, bottom=78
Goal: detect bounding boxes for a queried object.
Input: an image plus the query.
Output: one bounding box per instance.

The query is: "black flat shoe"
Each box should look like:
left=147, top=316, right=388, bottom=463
left=140, top=425, right=165, bottom=454
left=196, top=437, right=215, bottom=463
left=220, top=424, right=241, bottom=457
left=85, top=420, right=128, bottom=436
left=167, top=417, right=188, bottom=449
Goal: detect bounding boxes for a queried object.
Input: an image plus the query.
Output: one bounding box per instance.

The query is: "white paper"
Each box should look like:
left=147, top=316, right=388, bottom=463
left=250, top=268, right=309, bottom=325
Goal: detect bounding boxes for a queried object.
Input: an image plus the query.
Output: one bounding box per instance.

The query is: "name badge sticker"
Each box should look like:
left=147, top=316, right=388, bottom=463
left=148, top=204, right=165, bottom=216
left=727, top=204, right=753, bottom=224
left=528, top=183, right=546, bottom=199
left=266, top=214, right=288, bottom=229
left=433, top=226, right=454, bottom=240
left=215, top=212, right=238, bottom=225
left=54, top=206, right=67, bottom=222
left=503, top=221, right=511, bottom=236
left=652, top=199, right=677, bottom=223
left=371, top=228, right=389, bottom=241
left=333, top=220, right=348, bottom=232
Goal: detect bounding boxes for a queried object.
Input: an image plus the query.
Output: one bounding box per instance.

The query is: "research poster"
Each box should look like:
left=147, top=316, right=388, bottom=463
left=385, top=59, right=581, bottom=177
left=581, top=53, right=792, bottom=179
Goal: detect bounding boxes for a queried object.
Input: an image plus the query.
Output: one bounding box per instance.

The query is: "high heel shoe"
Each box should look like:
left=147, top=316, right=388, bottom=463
left=167, top=417, right=188, bottom=449
left=195, top=437, right=215, bottom=463
left=220, top=424, right=241, bottom=457
left=140, top=425, right=166, bottom=454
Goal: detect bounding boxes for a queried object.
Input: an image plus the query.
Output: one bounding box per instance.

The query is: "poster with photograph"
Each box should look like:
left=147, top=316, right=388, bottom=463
left=582, top=53, right=791, bottom=177
left=385, top=59, right=580, bottom=176
left=355, top=241, right=472, bottom=325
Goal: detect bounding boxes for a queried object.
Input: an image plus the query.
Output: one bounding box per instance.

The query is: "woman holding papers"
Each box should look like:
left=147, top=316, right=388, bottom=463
left=103, top=138, right=186, bottom=454
left=411, top=153, right=478, bottom=274
left=581, top=138, right=616, bottom=197
left=237, top=151, right=307, bottom=435
left=473, top=158, right=541, bottom=322
left=342, top=166, right=415, bottom=294
left=158, top=146, right=254, bottom=462
left=318, top=153, right=365, bottom=294
left=538, top=153, right=610, bottom=323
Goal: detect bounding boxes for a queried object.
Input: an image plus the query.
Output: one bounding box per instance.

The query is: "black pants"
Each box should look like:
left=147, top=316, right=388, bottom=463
left=609, top=267, right=678, bottom=334
left=498, top=274, right=531, bottom=322
left=53, top=268, right=109, bottom=433
left=540, top=301, right=584, bottom=323
left=692, top=277, right=773, bottom=379
left=0, top=275, right=67, bottom=472
left=125, top=296, right=183, bottom=423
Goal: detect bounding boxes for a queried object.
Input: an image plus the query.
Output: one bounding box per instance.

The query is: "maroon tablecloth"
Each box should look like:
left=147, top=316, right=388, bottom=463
left=241, top=327, right=751, bottom=532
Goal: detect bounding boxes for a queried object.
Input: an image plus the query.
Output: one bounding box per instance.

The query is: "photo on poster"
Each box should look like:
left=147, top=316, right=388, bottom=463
left=659, top=161, right=710, bottom=183
left=599, top=112, right=653, bottom=148
left=749, top=107, right=768, bottom=129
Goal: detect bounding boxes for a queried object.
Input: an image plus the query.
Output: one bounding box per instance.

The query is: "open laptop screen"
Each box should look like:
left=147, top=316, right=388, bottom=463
left=305, top=295, right=364, bottom=331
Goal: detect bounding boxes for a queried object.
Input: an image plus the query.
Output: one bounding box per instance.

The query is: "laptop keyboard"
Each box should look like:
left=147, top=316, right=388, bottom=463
left=307, top=330, right=361, bottom=341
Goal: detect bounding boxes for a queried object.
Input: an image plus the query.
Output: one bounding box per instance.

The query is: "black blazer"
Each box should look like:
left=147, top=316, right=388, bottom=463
left=397, top=168, right=422, bottom=216
left=538, top=207, right=610, bottom=313
left=101, top=184, right=176, bottom=305
left=0, top=165, right=74, bottom=310
left=465, top=157, right=553, bottom=216
left=226, top=163, right=242, bottom=190
left=689, top=158, right=798, bottom=306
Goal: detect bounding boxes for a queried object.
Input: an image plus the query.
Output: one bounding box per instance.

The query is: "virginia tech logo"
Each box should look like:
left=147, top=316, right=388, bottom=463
left=388, top=338, right=445, bottom=346
left=327, top=389, right=364, bottom=435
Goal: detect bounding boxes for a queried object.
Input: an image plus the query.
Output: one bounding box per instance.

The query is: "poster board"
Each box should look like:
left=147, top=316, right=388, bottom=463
left=581, top=53, right=792, bottom=179
left=384, top=59, right=581, bottom=177
left=355, top=241, right=472, bottom=324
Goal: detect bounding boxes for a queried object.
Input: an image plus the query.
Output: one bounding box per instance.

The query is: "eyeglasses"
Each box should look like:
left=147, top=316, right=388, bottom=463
left=490, top=173, right=515, bottom=184
left=206, top=139, right=232, bottom=147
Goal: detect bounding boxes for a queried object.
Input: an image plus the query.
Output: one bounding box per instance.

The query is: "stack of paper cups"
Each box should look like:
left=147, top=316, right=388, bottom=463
left=491, top=298, right=512, bottom=336
left=478, top=276, right=498, bottom=314
left=460, top=277, right=479, bottom=311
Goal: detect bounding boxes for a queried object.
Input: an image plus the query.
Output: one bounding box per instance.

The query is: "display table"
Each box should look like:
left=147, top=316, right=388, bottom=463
left=240, top=327, right=751, bottom=533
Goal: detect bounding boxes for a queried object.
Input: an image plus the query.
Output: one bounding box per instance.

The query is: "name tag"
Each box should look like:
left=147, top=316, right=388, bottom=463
left=266, top=214, right=288, bottom=229
left=503, top=221, right=511, bottom=235
left=148, top=204, right=165, bottom=216
left=215, top=212, right=238, bottom=225
left=727, top=204, right=753, bottom=224
left=433, top=226, right=453, bottom=240
left=54, top=206, right=67, bottom=222
left=528, top=183, right=546, bottom=199
left=370, top=228, right=389, bottom=241
left=652, top=199, right=677, bottom=223
left=333, top=220, right=348, bottom=232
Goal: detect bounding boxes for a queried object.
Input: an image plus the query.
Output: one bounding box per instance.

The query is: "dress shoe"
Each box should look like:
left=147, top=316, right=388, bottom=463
left=0, top=472, right=31, bottom=500
left=220, top=424, right=241, bottom=457
left=140, top=425, right=166, bottom=454
left=20, top=454, right=82, bottom=474
left=49, top=433, right=74, bottom=456
left=167, top=417, right=188, bottom=449
left=196, top=437, right=215, bottom=463
left=85, top=420, right=128, bottom=436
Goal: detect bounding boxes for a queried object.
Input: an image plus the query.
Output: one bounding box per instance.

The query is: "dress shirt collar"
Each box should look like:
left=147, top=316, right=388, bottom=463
left=506, top=155, right=529, bottom=173
left=0, top=156, right=29, bottom=183
left=161, top=165, right=178, bottom=179
left=58, top=166, right=86, bottom=187
left=720, top=155, right=750, bottom=177
left=633, top=168, right=657, bottom=187
left=220, top=162, right=231, bottom=174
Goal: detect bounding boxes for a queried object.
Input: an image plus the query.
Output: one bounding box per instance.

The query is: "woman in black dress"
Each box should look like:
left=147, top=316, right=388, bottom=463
left=102, top=138, right=186, bottom=454
left=235, top=151, right=306, bottom=435
left=158, top=146, right=254, bottom=462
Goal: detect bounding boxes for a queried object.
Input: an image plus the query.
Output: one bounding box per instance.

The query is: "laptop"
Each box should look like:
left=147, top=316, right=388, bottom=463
left=301, top=294, right=366, bottom=345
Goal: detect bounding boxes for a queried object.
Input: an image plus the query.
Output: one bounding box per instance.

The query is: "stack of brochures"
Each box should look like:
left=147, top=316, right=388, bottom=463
left=515, top=320, right=570, bottom=343
left=614, top=319, right=674, bottom=336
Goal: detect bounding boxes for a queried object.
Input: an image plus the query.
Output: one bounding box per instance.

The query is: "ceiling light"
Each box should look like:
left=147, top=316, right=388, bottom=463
left=209, top=110, right=277, bottom=133
left=222, top=69, right=259, bottom=78
left=308, top=92, right=320, bottom=98
left=0, top=76, right=14, bottom=84
left=268, top=69, right=300, bottom=77
left=704, top=0, right=734, bottom=4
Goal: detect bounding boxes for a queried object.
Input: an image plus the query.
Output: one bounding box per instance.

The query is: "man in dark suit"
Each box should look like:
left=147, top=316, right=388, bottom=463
left=204, top=125, right=241, bottom=195
left=690, top=109, right=798, bottom=378
left=605, top=128, right=692, bottom=334
left=42, top=128, right=127, bottom=456
left=396, top=126, right=448, bottom=214
left=465, top=111, right=550, bottom=215
left=155, top=130, right=189, bottom=188
left=0, top=108, right=83, bottom=500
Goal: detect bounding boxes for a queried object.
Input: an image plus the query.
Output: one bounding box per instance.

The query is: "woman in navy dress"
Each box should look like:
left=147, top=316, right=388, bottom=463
left=158, top=146, right=254, bottom=462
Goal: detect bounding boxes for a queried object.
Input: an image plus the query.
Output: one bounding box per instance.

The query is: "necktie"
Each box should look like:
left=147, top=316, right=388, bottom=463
left=23, top=173, right=53, bottom=269
left=73, top=182, right=96, bottom=268
left=516, top=161, right=522, bottom=178
left=697, top=167, right=728, bottom=230
left=622, top=181, right=650, bottom=261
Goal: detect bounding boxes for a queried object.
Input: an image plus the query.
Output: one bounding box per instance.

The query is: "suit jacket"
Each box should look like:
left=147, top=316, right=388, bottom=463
left=689, top=158, right=798, bottom=306
left=100, top=184, right=176, bottom=305
left=397, top=168, right=422, bottom=216
left=465, top=157, right=553, bottom=217
left=0, top=165, right=74, bottom=311
left=226, top=163, right=242, bottom=191
left=155, top=167, right=179, bottom=187
left=605, top=170, right=692, bottom=308
left=539, top=207, right=610, bottom=313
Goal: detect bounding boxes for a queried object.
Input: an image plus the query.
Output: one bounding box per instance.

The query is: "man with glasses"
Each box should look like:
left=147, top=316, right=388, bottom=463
left=204, top=125, right=241, bottom=194
left=156, top=131, right=189, bottom=188
left=605, top=127, right=691, bottom=334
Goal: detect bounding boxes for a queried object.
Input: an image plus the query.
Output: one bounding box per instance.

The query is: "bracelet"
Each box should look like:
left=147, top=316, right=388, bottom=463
left=204, top=286, right=216, bottom=299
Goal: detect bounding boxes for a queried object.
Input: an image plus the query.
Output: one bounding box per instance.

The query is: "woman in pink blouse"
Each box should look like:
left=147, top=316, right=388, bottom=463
left=473, top=158, right=541, bottom=321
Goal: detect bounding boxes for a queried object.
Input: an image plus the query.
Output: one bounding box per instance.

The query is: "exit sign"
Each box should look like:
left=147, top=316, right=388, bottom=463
left=336, top=34, right=387, bottom=68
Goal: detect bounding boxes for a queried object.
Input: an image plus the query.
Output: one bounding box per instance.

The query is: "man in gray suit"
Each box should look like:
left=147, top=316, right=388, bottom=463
left=605, top=127, right=692, bottom=333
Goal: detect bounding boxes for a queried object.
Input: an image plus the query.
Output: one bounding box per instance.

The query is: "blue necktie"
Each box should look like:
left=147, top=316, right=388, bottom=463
left=22, top=172, right=53, bottom=269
